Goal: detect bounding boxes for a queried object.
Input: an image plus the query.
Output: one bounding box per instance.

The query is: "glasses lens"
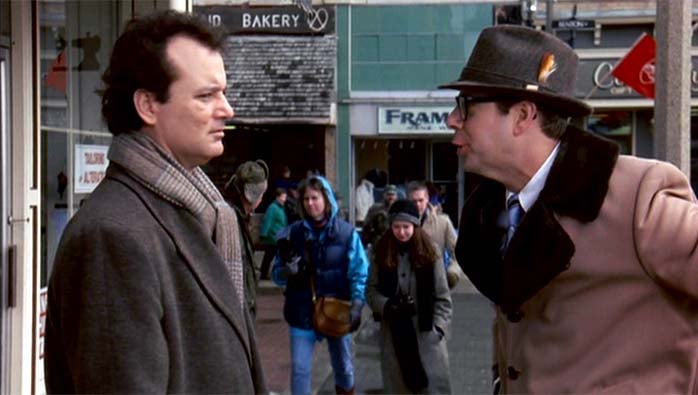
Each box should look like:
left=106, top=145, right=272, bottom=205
left=456, top=96, right=467, bottom=121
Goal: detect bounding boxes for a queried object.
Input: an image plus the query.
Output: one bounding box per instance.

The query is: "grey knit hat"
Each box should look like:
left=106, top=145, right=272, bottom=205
left=226, top=160, right=269, bottom=204
left=388, top=199, right=420, bottom=226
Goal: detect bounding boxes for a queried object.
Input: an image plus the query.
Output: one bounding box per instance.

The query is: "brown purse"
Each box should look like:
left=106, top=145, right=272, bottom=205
left=312, top=293, right=352, bottom=338
left=307, top=241, right=352, bottom=338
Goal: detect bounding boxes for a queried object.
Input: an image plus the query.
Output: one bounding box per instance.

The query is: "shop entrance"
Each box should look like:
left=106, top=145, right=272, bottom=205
left=354, top=137, right=460, bottom=225
left=205, top=123, right=327, bottom=211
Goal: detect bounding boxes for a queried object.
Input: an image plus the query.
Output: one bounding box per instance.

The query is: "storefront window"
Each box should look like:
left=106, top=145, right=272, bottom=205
left=587, top=111, right=633, bottom=154
left=39, top=1, right=123, bottom=283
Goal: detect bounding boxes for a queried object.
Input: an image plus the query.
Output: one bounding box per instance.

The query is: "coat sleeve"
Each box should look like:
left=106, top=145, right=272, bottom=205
left=634, top=161, right=698, bottom=298
left=432, top=253, right=453, bottom=337
left=260, top=206, right=274, bottom=242
left=442, top=215, right=459, bottom=268
left=347, top=230, right=369, bottom=302
left=45, top=218, right=168, bottom=393
left=365, top=255, right=388, bottom=317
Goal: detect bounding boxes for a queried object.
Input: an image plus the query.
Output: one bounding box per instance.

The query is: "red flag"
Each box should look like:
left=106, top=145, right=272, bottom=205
left=611, top=33, right=656, bottom=99
left=45, top=50, right=67, bottom=94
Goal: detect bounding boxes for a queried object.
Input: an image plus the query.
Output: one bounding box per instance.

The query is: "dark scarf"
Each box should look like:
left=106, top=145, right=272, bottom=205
left=456, top=126, right=619, bottom=320
left=377, top=258, right=435, bottom=393
left=377, top=262, right=435, bottom=331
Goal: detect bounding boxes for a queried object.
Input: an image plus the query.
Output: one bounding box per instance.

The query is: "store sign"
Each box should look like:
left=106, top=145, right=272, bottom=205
left=74, top=144, right=109, bottom=194
left=576, top=57, right=698, bottom=99
left=194, top=5, right=335, bottom=35
left=378, top=107, right=453, bottom=134
left=553, top=19, right=595, bottom=30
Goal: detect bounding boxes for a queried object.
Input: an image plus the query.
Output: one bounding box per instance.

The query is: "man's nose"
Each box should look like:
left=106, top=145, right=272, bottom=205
left=446, top=107, right=461, bottom=130
left=218, top=94, right=235, bottom=119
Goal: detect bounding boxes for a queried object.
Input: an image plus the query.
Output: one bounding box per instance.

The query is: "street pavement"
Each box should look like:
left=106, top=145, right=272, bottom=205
left=256, top=277, right=495, bottom=395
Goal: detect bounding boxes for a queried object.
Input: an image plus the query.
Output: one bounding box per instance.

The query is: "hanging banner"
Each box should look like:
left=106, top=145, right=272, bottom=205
left=74, top=144, right=109, bottom=194
left=611, top=33, right=656, bottom=99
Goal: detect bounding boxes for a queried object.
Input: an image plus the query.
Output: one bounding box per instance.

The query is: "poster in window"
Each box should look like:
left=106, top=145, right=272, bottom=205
left=74, top=144, right=109, bottom=194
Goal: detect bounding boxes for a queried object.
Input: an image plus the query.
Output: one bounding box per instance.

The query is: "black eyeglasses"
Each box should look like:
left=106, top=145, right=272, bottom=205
left=455, top=96, right=503, bottom=122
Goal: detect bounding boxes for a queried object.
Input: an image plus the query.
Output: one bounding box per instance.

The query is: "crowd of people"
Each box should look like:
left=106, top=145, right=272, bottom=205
left=43, top=9, right=698, bottom=395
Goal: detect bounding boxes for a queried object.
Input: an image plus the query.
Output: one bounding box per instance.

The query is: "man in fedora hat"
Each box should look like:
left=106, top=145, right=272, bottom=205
left=442, top=25, right=698, bottom=393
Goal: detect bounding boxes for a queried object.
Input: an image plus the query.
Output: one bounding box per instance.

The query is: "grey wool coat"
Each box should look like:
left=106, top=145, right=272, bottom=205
left=44, top=163, right=267, bottom=394
left=366, top=252, right=453, bottom=394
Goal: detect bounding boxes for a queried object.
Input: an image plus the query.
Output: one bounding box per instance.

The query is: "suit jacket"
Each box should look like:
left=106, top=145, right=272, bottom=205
left=457, top=126, right=698, bottom=393
left=44, top=164, right=267, bottom=394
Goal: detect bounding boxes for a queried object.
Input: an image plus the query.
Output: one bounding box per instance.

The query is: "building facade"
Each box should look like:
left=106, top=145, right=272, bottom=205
left=337, top=3, right=493, bottom=225
left=2, top=0, right=698, bottom=393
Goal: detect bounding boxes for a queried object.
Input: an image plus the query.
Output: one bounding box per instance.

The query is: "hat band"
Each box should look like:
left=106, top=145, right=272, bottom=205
left=390, top=212, right=420, bottom=226
left=460, top=66, right=559, bottom=95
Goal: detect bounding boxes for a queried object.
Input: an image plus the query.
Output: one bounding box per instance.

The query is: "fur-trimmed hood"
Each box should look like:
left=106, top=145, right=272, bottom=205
left=455, top=126, right=619, bottom=320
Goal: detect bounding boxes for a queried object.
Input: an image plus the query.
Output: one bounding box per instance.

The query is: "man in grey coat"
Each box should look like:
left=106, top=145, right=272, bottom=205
left=44, top=11, right=267, bottom=394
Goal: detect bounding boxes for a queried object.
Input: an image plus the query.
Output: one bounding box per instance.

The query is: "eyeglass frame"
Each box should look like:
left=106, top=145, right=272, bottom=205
left=454, top=95, right=510, bottom=122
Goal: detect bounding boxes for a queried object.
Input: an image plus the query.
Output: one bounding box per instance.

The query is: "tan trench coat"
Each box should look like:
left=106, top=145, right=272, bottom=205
left=457, top=126, right=698, bottom=393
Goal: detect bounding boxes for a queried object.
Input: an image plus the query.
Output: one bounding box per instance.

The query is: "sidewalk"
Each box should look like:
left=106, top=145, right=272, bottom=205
left=255, top=277, right=492, bottom=395
left=255, top=279, right=334, bottom=395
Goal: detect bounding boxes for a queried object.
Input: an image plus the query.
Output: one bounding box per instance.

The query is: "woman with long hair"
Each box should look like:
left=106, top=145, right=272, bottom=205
left=366, top=199, right=453, bottom=394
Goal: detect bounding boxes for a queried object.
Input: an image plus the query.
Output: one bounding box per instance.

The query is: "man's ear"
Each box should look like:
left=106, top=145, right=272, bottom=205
left=513, top=101, right=538, bottom=136
left=133, top=89, right=159, bottom=126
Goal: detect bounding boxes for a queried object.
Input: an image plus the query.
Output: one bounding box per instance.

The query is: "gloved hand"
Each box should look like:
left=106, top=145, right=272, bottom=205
left=350, top=299, right=363, bottom=332
left=285, top=256, right=301, bottom=275
left=277, top=238, right=302, bottom=276
left=383, top=295, right=401, bottom=320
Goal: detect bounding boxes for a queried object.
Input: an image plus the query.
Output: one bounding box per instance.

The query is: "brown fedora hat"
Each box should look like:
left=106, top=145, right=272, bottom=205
left=439, top=25, right=592, bottom=117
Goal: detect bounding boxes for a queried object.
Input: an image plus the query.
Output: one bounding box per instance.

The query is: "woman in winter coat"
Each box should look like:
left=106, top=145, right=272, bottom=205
left=366, top=199, right=452, bottom=394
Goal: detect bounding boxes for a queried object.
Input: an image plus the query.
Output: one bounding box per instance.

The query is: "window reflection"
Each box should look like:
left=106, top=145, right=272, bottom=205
left=39, top=0, right=120, bottom=285
left=587, top=111, right=633, bottom=155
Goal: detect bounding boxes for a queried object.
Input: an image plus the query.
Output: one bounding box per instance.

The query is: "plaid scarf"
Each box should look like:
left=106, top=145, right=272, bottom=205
left=108, top=132, right=244, bottom=308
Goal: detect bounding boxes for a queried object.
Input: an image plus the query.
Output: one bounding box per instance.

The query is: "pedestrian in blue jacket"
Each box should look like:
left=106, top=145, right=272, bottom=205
left=273, top=175, right=369, bottom=395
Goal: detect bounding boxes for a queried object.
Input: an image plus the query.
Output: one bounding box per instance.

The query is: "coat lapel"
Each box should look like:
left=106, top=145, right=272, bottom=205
left=456, top=127, right=619, bottom=320
left=106, top=166, right=252, bottom=358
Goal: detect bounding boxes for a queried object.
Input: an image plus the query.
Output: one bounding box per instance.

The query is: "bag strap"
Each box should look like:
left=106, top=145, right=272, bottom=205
left=303, top=238, right=317, bottom=304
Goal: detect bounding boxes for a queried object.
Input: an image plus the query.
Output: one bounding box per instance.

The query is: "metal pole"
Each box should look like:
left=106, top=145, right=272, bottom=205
left=655, top=0, right=691, bottom=175
left=546, top=0, right=554, bottom=35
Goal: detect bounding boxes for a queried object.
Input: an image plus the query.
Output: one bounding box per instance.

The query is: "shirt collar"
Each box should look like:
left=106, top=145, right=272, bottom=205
left=507, top=142, right=560, bottom=212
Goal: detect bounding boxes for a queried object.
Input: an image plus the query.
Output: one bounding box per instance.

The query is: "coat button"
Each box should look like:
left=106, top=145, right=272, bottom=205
left=507, top=366, right=520, bottom=380
left=506, top=309, right=524, bottom=322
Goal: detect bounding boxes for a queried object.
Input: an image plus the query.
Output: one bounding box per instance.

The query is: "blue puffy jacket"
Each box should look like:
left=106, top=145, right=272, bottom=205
left=272, top=176, right=369, bottom=330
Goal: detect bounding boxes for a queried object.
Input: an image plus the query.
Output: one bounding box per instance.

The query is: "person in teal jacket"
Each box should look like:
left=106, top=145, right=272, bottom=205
left=259, top=187, right=288, bottom=279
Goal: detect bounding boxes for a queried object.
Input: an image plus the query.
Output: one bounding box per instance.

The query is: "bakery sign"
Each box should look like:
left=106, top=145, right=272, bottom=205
left=378, top=106, right=454, bottom=134
left=194, top=5, right=335, bottom=35
left=576, top=57, right=698, bottom=99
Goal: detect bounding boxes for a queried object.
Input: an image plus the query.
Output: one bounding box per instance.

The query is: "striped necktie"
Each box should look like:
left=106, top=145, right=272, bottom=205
left=502, top=194, right=524, bottom=255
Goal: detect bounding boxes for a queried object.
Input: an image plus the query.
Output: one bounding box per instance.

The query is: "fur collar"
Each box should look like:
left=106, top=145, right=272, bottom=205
left=455, top=126, right=620, bottom=319
left=540, top=125, right=619, bottom=222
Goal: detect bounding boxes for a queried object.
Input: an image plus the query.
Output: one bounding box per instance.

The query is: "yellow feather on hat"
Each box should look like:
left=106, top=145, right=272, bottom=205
left=538, top=52, right=558, bottom=84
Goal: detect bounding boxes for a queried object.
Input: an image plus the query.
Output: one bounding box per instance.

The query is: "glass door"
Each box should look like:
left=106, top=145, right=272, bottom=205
left=0, top=45, right=10, bottom=395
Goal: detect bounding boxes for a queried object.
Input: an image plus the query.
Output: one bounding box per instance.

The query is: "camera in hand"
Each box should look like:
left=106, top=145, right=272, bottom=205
left=397, top=293, right=417, bottom=317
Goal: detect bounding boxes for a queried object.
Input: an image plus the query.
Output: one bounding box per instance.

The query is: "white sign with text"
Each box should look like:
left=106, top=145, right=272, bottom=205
left=74, top=144, right=109, bottom=194
left=378, top=106, right=453, bottom=134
